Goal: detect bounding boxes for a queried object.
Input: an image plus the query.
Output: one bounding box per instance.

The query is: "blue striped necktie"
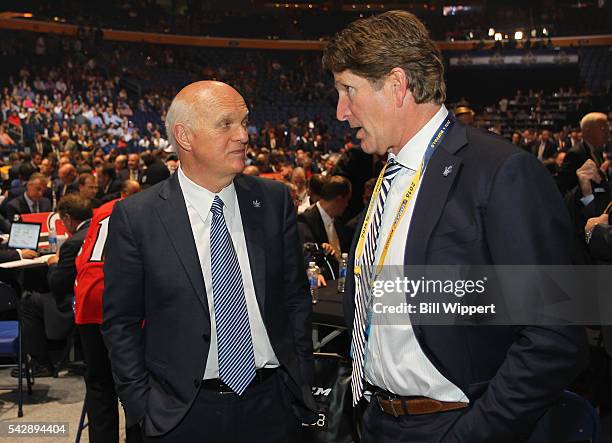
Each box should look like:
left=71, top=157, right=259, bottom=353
left=210, top=196, right=256, bottom=395
left=351, top=160, right=403, bottom=404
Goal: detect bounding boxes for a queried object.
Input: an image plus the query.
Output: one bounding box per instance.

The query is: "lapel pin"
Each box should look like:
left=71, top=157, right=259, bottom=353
left=442, top=165, right=453, bottom=177
left=252, top=200, right=261, bottom=208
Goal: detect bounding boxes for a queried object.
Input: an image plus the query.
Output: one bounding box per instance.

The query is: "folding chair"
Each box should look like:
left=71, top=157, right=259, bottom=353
left=75, top=397, right=88, bottom=443
left=0, top=281, right=33, bottom=417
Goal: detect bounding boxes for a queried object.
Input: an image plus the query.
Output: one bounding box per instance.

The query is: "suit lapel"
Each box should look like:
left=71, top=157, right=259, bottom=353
left=404, top=123, right=466, bottom=334
left=234, top=175, right=267, bottom=314
left=311, top=207, right=327, bottom=241
left=20, top=196, right=31, bottom=214
left=155, top=174, right=207, bottom=311
left=404, top=123, right=467, bottom=266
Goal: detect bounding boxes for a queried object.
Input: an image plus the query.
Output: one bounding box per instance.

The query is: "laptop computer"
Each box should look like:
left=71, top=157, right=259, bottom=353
left=8, top=221, right=41, bottom=251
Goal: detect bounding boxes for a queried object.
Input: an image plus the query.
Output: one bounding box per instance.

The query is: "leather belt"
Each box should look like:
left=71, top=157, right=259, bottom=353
left=200, top=368, right=278, bottom=394
left=370, top=387, right=468, bottom=417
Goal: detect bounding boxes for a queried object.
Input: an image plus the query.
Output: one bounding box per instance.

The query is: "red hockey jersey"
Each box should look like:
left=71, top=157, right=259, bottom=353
left=74, top=198, right=119, bottom=325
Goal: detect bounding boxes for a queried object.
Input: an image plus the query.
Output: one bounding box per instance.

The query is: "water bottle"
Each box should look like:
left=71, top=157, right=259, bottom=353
left=48, top=226, right=58, bottom=253
left=307, top=261, right=319, bottom=304
left=337, top=253, right=348, bottom=293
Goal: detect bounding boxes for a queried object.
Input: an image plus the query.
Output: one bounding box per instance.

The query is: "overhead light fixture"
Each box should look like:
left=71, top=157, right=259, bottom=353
left=494, top=32, right=503, bottom=41
left=531, top=29, right=537, bottom=37
left=542, top=27, right=548, bottom=36
left=23, top=13, right=33, bottom=18
left=488, top=28, right=495, bottom=37
left=468, top=32, right=474, bottom=39
left=514, top=31, right=523, bottom=40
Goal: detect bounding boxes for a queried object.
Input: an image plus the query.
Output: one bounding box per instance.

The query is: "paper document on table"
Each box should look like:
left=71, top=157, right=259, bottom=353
left=0, top=254, right=54, bottom=269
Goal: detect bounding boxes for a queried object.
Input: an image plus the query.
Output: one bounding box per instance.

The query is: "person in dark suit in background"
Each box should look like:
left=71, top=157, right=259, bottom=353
left=585, top=210, right=612, bottom=263
left=298, top=175, right=352, bottom=278
left=114, top=155, right=129, bottom=182
left=127, top=153, right=142, bottom=182
left=96, top=164, right=122, bottom=202
left=78, top=173, right=103, bottom=209
left=102, top=80, right=316, bottom=442
left=139, top=152, right=170, bottom=189
left=53, top=163, right=79, bottom=203
left=557, top=112, right=609, bottom=196
left=6, top=174, right=53, bottom=222
left=17, top=194, right=92, bottom=377
left=532, top=129, right=558, bottom=161
left=323, top=11, right=587, bottom=442
left=564, top=157, right=610, bottom=263
left=332, top=146, right=384, bottom=223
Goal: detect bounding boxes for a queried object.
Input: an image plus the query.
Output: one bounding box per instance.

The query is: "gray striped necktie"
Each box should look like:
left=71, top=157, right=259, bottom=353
left=210, top=196, right=256, bottom=395
left=351, top=160, right=403, bottom=404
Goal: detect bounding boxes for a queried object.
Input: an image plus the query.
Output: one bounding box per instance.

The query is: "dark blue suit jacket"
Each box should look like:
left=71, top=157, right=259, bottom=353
left=344, top=121, right=588, bottom=442
left=101, top=173, right=316, bottom=436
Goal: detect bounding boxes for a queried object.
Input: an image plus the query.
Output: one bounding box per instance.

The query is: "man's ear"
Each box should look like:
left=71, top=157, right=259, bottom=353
left=388, top=67, right=409, bottom=108
left=173, top=123, right=192, bottom=153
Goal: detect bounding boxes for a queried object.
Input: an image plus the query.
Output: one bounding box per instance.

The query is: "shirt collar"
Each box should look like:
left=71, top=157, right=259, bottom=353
left=316, top=201, right=334, bottom=226
left=390, top=104, right=448, bottom=171
left=177, top=167, right=236, bottom=221
left=76, top=219, right=91, bottom=232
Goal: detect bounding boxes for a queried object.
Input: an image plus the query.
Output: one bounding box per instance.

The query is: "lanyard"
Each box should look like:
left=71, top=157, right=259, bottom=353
left=354, top=115, right=454, bottom=280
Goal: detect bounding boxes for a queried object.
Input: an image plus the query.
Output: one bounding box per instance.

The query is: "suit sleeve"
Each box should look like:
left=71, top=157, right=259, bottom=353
left=47, top=235, right=80, bottom=298
left=100, top=201, right=149, bottom=427
left=448, top=152, right=588, bottom=442
left=556, top=150, right=581, bottom=196
left=589, top=224, right=612, bottom=261
left=6, top=201, right=19, bottom=222
left=280, top=186, right=314, bottom=384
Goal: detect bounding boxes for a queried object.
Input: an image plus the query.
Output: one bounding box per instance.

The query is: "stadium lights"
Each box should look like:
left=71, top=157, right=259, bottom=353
left=488, top=28, right=495, bottom=37
left=494, top=32, right=503, bottom=41
left=514, top=31, right=523, bottom=40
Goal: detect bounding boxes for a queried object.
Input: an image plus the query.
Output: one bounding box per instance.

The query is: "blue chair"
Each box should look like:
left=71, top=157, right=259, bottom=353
left=0, top=282, right=33, bottom=417
left=528, top=390, right=600, bottom=443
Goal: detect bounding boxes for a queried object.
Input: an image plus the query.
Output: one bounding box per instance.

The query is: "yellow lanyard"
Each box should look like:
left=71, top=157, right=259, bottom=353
left=353, top=115, right=454, bottom=280
left=354, top=161, right=423, bottom=279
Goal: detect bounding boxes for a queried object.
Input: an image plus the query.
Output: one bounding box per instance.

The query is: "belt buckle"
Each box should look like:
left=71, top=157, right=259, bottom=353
left=378, top=392, right=402, bottom=418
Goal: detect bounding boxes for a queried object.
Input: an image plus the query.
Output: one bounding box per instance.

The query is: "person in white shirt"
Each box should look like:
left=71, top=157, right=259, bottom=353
left=323, top=10, right=586, bottom=442
left=101, top=81, right=316, bottom=441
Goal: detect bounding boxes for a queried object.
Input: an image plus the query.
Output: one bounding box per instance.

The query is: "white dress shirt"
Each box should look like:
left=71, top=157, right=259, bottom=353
left=364, top=105, right=469, bottom=402
left=316, top=201, right=341, bottom=256
left=177, top=168, right=279, bottom=379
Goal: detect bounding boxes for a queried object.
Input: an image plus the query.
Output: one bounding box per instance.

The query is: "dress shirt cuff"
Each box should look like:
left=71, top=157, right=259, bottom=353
left=580, top=194, right=595, bottom=206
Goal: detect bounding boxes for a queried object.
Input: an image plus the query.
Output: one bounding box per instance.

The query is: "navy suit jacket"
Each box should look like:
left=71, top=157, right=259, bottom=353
left=102, top=173, right=316, bottom=436
left=344, top=121, right=588, bottom=442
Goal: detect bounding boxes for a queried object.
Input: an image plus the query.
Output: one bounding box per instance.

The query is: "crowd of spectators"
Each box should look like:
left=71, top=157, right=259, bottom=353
left=0, top=23, right=608, bottom=438
left=12, top=0, right=612, bottom=41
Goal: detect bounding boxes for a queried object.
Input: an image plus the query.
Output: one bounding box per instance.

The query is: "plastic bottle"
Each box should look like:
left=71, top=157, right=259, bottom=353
left=307, top=261, right=319, bottom=304
left=48, top=225, right=58, bottom=253
left=337, top=253, right=348, bottom=293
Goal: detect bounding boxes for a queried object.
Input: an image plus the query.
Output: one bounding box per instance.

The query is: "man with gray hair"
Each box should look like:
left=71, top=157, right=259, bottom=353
left=557, top=112, right=610, bottom=195
left=6, top=173, right=52, bottom=221
left=102, top=81, right=316, bottom=441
